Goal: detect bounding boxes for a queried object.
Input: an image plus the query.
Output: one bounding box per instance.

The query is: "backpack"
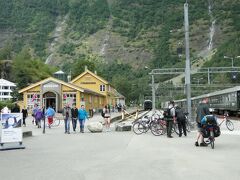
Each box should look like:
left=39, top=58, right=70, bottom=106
left=175, top=108, right=186, bottom=121
left=101, top=110, right=105, bottom=117
left=35, top=111, right=42, bottom=120
left=163, top=107, right=173, bottom=118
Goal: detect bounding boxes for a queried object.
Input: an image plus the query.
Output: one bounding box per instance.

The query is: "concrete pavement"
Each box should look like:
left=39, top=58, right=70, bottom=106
left=0, top=112, right=240, bottom=180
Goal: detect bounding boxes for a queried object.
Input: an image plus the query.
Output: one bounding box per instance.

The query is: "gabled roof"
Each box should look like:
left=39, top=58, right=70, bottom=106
left=0, top=79, right=16, bottom=87
left=70, top=70, right=109, bottom=84
left=19, top=77, right=84, bottom=93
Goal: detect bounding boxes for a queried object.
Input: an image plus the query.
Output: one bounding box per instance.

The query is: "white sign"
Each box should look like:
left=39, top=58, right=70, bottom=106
left=43, top=83, right=59, bottom=88
left=1, top=113, right=23, bottom=143
left=1, top=128, right=22, bottom=143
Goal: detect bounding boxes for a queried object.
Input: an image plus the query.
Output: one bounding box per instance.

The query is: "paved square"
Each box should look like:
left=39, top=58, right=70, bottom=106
left=0, top=114, right=240, bottom=180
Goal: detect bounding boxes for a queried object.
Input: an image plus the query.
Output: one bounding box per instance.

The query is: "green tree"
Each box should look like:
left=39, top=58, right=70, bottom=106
left=12, top=48, right=55, bottom=89
left=71, top=58, right=96, bottom=79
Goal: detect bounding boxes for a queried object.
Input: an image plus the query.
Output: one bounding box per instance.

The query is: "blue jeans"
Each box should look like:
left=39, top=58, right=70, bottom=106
left=64, top=117, right=70, bottom=133
left=72, top=118, right=77, bottom=131
left=79, top=119, right=85, bottom=131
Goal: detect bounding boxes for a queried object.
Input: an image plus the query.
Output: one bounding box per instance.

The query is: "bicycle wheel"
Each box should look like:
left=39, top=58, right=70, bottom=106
left=226, top=120, right=234, bottom=131
left=210, top=131, right=214, bottom=149
left=186, top=121, right=191, bottom=132
left=139, top=122, right=148, bottom=133
left=151, top=122, right=164, bottom=136
left=133, top=122, right=144, bottom=135
left=52, top=118, right=60, bottom=127
left=173, top=124, right=179, bottom=135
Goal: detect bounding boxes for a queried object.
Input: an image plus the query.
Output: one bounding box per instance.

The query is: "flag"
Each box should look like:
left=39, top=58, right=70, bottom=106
left=31, top=94, right=37, bottom=102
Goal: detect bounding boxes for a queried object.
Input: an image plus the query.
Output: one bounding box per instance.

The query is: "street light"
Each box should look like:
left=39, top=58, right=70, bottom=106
left=224, top=56, right=240, bottom=67
left=193, top=77, right=203, bottom=85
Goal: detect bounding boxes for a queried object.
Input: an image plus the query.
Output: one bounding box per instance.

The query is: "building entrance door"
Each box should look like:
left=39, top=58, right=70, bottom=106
left=43, top=92, right=58, bottom=112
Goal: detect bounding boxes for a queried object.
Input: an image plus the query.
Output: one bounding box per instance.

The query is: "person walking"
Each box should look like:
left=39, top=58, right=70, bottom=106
left=175, top=105, right=187, bottom=137
left=35, top=108, right=43, bottom=128
left=45, top=106, right=55, bottom=128
left=78, top=105, right=88, bottom=133
left=166, top=101, right=176, bottom=138
left=71, top=104, right=78, bottom=132
left=195, top=97, right=210, bottom=147
left=103, top=105, right=111, bottom=132
left=32, top=104, right=39, bottom=125
left=21, top=106, right=28, bottom=127
left=63, top=104, right=72, bottom=134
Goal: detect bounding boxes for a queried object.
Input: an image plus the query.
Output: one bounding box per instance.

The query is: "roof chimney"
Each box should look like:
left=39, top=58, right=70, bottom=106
left=94, top=70, right=97, bottom=75
left=85, top=66, right=88, bottom=71
left=67, top=74, right=71, bottom=82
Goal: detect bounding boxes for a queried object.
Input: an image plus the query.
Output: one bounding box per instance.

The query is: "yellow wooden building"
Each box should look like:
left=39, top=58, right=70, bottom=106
left=19, top=69, right=125, bottom=112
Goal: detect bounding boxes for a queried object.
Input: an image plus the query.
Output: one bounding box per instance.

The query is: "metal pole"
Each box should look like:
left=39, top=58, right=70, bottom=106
left=43, top=117, right=45, bottom=134
left=151, top=74, right=156, bottom=112
left=208, top=68, right=210, bottom=84
left=184, top=2, right=192, bottom=121
left=232, top=58, right=234, bottom=68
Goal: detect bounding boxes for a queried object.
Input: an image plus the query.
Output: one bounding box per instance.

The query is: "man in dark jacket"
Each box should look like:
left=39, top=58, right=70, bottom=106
left=71, top=104, right=78, bottom=132
left=175, top=105, right=187, bottom=137
left=21, top=106, right=28, bottom=127
left=12, top=103, right=20, bottom=113
left=195, top=97, right=210, bottom=147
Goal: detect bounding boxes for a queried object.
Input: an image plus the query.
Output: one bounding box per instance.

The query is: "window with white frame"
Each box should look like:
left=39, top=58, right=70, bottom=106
left=27, top=93, right=40, bottom=110
left=63, top=93, right=76, bottom=106
left=100, top=85, right=105, bottom=92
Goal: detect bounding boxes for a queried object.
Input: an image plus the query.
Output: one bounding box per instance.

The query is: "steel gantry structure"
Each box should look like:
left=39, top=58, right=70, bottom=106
left=149, top=66, right=240, bottom=120
left=151, top=67, right=240, bottom=84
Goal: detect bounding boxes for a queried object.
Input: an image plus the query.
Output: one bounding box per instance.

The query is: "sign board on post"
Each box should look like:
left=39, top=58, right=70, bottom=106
left=0, top=113, right=25, bottom=150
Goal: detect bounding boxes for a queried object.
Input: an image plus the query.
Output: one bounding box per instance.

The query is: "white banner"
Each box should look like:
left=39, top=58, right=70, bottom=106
left=1, top=113, right=23, bottom=143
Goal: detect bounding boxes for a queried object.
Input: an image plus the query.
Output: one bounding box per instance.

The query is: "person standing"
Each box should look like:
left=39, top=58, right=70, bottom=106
left=11, top=103, right=20, bottom=113
left=78, top=105, right=88, bottom=133
left=175, top=105, right=187, bottom=137
left=103, top=105, right=111, bottom=132
left=63, top=104, right=72, bottom=134
left=45, top=106, right=55, bottom=128
left=195, top=97, right=210, bottom=147
left=21, top=106, right=28, bottom=127
left=166, top=101, right=176, bottom=138
left=71, top=104, right=78, bottom=132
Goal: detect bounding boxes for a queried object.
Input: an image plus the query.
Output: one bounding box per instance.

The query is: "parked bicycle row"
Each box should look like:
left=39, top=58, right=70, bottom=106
left=133, top=99, right=235, bottom=149
left=132, top=110, right=191, bottom=137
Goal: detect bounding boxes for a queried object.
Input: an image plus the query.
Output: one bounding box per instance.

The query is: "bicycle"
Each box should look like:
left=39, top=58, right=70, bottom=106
left=132, top=115, right=153, bottom=135
left=44, top=117, right=61, bottom=128
left=150, top=114, right=178, bottom=136
left=202, top=115, right=221, bottom=149
left=218, top=113, right=234, bottom=131
left=184, top=113, right=191, bottom=133
left=204, top=124, right=215, bottom=149
left=150, top=118, right=165, bottom=136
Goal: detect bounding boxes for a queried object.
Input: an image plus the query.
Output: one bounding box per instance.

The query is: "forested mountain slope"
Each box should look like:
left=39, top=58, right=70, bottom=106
left=0, top=0, right=239, bottom=102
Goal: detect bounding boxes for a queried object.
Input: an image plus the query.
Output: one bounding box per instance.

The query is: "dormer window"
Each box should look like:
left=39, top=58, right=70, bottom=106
left=100, top=85, right=105, bottom=92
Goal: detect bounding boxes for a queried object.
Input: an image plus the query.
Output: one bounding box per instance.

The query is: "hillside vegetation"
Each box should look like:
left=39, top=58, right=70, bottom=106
left=0, top=0, right=239, bottom=103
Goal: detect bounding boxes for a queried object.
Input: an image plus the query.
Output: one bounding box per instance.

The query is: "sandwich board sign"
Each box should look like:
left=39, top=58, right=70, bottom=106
left=0, top=113, right=25, bottom=150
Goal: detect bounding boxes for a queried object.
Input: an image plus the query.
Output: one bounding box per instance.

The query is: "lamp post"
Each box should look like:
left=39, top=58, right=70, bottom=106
left=145, top=66, right=156, bottom=112
left=193, top=77, right=203, bottom=85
